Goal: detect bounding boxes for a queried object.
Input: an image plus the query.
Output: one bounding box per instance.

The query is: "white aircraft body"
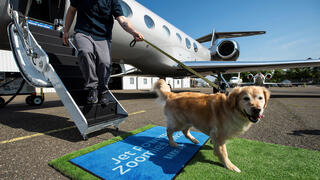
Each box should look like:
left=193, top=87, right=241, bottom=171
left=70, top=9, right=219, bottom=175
left=0, top=0, right=320, bottom=85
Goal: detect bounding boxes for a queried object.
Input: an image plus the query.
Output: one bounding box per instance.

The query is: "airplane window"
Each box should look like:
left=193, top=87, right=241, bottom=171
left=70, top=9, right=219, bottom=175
left=193, top=42, right=198, bottom=52
left=144, top=15, right=155, bottom=29
left=119, top=1, right=133, bottom=17
left=176, top=33, right=182, bottom=43
left=162, top=25, right=170, bottom=36
left=185, top=38, right=191, bottom=49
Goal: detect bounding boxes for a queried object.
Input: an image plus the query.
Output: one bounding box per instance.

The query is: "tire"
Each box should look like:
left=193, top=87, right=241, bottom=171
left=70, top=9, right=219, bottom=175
left=0, top=97, right=5, bottom=108
left=25, top=95, right=33, bottom=105
left=33, top=96, right=44, bottom=106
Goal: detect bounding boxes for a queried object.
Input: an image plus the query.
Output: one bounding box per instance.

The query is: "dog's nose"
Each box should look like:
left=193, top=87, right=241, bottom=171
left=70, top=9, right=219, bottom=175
left=252, top=108, right=261, bottom=115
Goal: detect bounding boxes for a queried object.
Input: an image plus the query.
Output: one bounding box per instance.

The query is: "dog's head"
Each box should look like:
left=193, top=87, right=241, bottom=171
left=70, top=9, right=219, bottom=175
left=228, top=86, right=270, bottom=123
left=153, top=79, right=171, bottom=93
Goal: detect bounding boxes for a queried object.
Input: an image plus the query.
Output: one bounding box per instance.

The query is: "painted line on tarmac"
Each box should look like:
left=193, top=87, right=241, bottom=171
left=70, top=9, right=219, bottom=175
left=0, top=110, right=146, bottom=144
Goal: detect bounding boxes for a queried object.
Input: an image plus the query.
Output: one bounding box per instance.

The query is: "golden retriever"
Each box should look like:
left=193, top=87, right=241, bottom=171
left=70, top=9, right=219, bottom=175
left=153, top=79, right=270, bottom=172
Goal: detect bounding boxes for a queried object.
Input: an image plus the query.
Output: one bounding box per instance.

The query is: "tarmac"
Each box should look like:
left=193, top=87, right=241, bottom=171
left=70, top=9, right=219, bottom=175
left=0, top=86, right=319, bottom=179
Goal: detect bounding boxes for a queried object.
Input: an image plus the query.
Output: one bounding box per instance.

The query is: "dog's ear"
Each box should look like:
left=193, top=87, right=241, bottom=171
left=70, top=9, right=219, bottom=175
left=227, top=87, right=242, bottom=109
left=263, top=87, right=270, bottom=108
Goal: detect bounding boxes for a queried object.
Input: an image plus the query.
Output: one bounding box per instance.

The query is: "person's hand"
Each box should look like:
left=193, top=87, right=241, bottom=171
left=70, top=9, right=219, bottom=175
left=62, top=31, right=69, bottom=46
left=133, top=32, right=144, bottom=41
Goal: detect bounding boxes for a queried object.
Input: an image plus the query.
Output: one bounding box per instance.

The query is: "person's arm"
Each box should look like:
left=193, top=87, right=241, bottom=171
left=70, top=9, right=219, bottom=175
left=116, top=16, right=144, bottom=41
left=62, top=6, right=77, bottom=46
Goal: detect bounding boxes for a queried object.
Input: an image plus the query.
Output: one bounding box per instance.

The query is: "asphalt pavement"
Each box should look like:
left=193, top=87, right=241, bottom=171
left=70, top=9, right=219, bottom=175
left=0, top=86, right=319, bottom=179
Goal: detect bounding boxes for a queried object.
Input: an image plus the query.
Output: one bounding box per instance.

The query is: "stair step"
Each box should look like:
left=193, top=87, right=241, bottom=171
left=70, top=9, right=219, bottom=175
left=69, top=90, right=91, bottom=106
left=61, top=77, right=85, bottom=90
left=80, top=102, right=117, bottom=123
left=38, top=42, right=75, bottom=56
left=50, top=64, right=82, bottom=77
left=32, top=32, right=64, bottom=46
left=88, top=114, right=127, bottom=128
left=29, top=24, right=61, bottom=37
left=47, top=53, right=79, bottom=66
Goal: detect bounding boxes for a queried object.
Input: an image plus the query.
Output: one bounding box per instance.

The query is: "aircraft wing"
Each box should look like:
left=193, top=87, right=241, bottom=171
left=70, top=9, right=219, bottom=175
left=196, top=31, right=266, bottom=43
left=180, top=59, right=320, bottom=74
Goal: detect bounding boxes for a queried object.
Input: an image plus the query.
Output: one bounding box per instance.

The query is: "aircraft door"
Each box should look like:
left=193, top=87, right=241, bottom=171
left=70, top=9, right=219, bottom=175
left=14, top=0, right=66, bottom=25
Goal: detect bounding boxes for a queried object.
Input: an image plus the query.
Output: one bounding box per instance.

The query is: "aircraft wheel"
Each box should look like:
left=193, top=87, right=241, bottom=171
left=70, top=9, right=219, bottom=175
left=0, top=97, right=5, bottom=108
left=25, top=95, right=33, bottom=105
left=33, top=96, right=44, bottom=106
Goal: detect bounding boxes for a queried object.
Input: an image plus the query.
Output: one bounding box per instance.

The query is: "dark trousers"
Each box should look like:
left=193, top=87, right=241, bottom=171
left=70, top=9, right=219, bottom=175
left=74, top=33, right=111, bottom=93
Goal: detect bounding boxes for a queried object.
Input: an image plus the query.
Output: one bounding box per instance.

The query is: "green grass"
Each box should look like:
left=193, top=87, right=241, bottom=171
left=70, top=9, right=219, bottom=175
left=177, top=138, right=320, bottom=180
left=50, top=125, right=320, bottom=180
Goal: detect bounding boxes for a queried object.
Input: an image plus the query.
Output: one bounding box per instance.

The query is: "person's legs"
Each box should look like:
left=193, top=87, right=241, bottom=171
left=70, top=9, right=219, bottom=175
left=94, top=40, right=112, bottom=104
left=74, top=33, right=98, bottom=103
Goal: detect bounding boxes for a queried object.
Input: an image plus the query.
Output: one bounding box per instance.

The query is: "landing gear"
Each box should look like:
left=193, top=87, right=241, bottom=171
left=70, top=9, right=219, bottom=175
left=25, top=95, right=44, bottom=106
left=213, top=72, right=230, bottom=94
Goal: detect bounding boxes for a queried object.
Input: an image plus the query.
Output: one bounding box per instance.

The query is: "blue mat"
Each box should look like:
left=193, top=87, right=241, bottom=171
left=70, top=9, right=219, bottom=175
left=70, top=126, right=209, bottom=180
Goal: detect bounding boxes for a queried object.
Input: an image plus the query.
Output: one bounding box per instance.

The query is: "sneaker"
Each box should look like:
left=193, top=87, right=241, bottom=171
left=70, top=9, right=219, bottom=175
left=100, top=92, right=109, bottom=105
left=87, top=89, right=98, bottom=104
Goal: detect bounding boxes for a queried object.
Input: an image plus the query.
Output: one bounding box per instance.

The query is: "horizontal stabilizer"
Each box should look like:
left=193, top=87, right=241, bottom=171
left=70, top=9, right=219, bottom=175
left=196, top=31, right=266, bottom=43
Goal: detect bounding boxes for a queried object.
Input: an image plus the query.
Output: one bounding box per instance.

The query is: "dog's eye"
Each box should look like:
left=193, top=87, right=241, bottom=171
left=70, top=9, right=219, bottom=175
left=258, top=96, right=263, bottom=100
left=243, top=97, right=250, bottom=101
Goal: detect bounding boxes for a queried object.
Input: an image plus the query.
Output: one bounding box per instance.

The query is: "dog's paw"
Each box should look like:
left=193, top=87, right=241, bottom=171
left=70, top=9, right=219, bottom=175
left=226, top=164, right=241, bottom=173
left=191, top=138, right=199, bottom=144
left=169, top=141, right=179, bottom=147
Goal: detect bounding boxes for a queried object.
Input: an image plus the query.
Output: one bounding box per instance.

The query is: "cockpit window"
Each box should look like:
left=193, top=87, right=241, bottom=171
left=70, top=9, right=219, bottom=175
left=176, top=33, right=182, bottom=43
left=119, top=1, right=133, bottom=17
left=185, top=38, right=191, bottom=49
left=162, top=25, right=170, bottom=36
left=144, top=15, right=155, bottom=29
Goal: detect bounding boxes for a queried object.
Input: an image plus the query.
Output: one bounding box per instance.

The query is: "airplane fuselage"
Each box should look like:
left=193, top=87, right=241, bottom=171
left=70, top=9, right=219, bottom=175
left=254, top=73, right=265, bottom=85
left=2, top=0, right=319, bottom=78
left=110, top=0, right=211, bottom=76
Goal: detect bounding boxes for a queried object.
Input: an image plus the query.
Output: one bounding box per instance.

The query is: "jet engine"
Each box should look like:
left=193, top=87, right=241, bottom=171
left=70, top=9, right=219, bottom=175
left=265, top=73, right=272, bottom=79
left=211, top=40, right=240, bottom=61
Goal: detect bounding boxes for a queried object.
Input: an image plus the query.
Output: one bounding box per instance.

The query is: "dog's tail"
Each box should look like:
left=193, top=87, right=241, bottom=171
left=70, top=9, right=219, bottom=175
left=153, top=79, right=171, bottom=105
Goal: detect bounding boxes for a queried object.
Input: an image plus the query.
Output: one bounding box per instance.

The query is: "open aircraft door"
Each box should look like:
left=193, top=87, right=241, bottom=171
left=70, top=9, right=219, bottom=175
left=7, top=10, right=128, bottom=139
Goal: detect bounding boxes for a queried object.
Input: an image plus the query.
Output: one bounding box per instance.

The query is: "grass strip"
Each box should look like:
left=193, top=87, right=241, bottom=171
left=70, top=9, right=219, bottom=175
left=50, top=125, right=320, bottom=179
left=176, top=138, right=320, bottom=179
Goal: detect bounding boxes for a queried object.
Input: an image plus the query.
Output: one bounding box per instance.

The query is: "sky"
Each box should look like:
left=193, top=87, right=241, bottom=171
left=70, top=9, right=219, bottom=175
left=136, top=0, right=320, bottom=61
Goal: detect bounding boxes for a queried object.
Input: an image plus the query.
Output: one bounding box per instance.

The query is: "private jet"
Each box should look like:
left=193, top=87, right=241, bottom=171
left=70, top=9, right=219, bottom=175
left=245, top=72, right=276, bottom=87
left=0, top=0, right=320, bottom=138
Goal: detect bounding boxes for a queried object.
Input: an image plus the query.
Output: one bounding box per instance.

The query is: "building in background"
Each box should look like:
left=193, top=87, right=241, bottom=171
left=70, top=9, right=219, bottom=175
left=122, top=76, right=190, bottom=90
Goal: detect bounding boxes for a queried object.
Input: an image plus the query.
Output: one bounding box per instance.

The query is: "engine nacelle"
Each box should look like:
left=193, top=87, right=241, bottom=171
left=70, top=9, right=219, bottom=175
left=265, top=73, right=272, bottom=79
left=248, top=74, right=254, bottom=80
left=211, top=40, right=240, bottom=61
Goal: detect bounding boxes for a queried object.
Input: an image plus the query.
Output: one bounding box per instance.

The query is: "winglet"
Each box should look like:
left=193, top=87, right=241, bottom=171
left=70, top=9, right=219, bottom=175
left=196, top=31, right=266, bottom=43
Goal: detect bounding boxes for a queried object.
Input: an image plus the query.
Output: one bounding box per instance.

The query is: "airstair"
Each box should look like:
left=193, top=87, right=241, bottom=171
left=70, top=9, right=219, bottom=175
left=8, top=11, right=128, bottom=139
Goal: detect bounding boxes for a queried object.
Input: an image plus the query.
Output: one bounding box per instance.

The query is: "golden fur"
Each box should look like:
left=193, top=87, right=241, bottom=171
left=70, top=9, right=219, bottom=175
left=154, top=79, right=270, bottom=172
